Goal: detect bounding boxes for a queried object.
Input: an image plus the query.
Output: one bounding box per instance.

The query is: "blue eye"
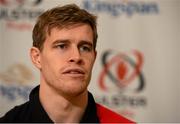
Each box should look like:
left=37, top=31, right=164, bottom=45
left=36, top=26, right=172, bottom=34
left=80, top=45, right=92, bottom=52
left=57, top=44, right=67, bottom=49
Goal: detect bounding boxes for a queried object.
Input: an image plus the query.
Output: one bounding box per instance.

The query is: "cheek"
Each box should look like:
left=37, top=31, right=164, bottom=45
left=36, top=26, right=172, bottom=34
left=40, top=55, right=55, bottom=73
left=85, top=57, right=95, bottom=70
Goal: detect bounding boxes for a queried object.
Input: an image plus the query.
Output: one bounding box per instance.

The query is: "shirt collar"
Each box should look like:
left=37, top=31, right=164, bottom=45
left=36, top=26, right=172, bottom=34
left=29, top=86, right=52, bottom=122
left=80, top=92, right=99, bottom=123
left=29, top=85, right=99, bottom=123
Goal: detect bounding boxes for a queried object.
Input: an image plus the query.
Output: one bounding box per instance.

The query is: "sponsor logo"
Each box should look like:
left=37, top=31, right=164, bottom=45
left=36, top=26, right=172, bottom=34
left=0, top=63, right=34, bottom=101
left=0, top=84, right=32, bottom=101
left=99, top=50, right=145, bottom=92
left=96, top=50, right=147, bottom=118
left=0, top=63, right=34, bottom=84
left=0, top=0, right=44, bottom=30
left=0, top=0, right=42, bottom=6
left=83, top=0, right=159, bottom=17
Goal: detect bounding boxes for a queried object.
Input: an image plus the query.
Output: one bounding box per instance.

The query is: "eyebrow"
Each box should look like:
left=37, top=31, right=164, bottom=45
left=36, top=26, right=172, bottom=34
left=78, top=40, right=93, bottom=47
left=52, top=39, right=93, bottom=47
left=52, top=39, right=70, bottom=46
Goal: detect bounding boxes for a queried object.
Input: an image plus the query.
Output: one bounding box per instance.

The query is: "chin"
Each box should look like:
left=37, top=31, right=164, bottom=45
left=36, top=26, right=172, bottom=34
left=53, top=78, right=90, bottom=97
left=63, top=83, right=88, bottom=96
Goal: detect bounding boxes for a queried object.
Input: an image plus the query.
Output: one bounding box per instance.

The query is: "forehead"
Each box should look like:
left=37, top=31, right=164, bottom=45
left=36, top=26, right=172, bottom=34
left=45, top=24, right=94, bottom=43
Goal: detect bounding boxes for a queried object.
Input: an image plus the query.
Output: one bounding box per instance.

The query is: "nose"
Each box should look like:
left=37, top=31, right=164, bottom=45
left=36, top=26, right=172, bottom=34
left=68, top=46, right=83, bottom=64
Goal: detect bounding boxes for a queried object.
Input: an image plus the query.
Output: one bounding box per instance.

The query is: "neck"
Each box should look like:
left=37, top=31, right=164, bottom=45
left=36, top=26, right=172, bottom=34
left=39, top=83, right=88, bottom=123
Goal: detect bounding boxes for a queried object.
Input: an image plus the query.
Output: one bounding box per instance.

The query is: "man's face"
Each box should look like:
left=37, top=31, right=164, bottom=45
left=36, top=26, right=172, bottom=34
left=32, top=24, right=96, bottom=96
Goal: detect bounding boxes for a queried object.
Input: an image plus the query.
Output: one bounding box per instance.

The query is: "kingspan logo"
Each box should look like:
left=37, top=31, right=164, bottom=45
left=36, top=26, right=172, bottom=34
left=83, top=0, right=159, bottom=17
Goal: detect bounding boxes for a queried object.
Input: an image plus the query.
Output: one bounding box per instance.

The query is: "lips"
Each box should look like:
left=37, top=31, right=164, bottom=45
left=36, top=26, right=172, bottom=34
left=62, top=68, right=85, bottom=75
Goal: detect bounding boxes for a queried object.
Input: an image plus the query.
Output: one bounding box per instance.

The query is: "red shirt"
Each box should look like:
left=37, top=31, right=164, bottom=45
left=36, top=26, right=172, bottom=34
left=96, top=103, right=135, bottom=123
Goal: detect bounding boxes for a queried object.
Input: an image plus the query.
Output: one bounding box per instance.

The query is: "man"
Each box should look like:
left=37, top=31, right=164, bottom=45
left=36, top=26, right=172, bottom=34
left=0, top=4, right=135, bottom=123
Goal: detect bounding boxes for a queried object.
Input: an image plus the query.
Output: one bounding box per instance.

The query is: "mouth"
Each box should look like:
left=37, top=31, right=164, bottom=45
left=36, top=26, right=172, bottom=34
left=62, top=68, right=85, bottom=76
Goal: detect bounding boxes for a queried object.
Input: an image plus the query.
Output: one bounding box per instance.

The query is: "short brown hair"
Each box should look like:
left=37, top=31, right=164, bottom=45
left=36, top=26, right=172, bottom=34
left=32, top=4, right=98, bottom=51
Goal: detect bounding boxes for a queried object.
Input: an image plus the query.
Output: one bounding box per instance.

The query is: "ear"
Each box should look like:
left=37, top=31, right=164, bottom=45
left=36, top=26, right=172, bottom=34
left=30, top=47, right=42, bottom=69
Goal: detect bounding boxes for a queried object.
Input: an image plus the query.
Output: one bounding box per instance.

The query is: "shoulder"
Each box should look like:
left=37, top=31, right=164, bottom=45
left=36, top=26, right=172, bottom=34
left=0, top=101, right=30, bottom=122
left=96, top=103, right=135, bottom=123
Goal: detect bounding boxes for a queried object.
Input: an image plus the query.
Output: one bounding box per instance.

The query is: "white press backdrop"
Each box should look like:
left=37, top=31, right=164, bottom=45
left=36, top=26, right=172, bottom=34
left=0, top=0, right=179, bottom=123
